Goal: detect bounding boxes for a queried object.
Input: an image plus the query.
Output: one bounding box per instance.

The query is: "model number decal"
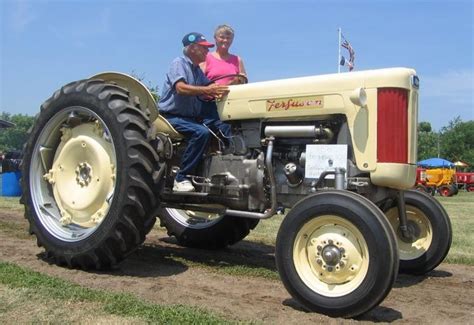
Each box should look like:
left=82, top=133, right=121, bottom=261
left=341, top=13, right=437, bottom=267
left=266, top=96, right=324, bottom=111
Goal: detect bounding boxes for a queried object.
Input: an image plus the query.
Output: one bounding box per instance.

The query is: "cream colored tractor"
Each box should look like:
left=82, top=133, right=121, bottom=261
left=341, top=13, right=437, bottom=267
left=21, top=68, right=451, bottom=318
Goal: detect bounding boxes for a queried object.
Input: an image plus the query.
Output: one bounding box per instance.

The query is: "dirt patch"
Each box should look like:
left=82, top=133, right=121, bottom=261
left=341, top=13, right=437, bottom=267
left=1, top=210, right=473, bottom=323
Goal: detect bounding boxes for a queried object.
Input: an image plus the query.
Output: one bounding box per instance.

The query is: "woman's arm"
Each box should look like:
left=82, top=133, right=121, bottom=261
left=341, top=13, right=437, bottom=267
left=238, top=56, right=247, bottom=77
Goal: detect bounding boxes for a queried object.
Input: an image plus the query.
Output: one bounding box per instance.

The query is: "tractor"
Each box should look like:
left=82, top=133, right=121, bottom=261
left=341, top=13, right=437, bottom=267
left=20, top=67, right=452, bottom=318
left=415, top=167, right=458, bottom=196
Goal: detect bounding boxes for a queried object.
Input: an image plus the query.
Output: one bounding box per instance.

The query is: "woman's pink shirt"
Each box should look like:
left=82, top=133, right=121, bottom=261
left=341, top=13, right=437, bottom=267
left=204, top=53, right=240, bottom=85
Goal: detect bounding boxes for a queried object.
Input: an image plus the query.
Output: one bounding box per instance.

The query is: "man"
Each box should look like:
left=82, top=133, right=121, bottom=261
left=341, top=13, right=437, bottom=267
left=159, top=32, right=231, bottom=192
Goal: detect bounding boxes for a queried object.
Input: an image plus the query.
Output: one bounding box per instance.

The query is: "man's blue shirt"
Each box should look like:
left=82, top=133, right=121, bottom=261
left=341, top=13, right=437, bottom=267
left=158, top=55, right=209, bottom=118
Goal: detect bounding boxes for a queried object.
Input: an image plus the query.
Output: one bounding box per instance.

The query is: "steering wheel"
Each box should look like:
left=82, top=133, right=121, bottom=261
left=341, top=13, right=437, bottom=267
left=198, top=74, right=248, bottom=102
left=209, top=73, right=248, bottom=85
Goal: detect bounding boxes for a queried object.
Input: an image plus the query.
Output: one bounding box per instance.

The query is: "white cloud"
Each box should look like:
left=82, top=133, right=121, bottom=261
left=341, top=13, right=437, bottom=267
left=422, top=70, right=474, bottom=106
left=10, top=0, right=37, bottom=32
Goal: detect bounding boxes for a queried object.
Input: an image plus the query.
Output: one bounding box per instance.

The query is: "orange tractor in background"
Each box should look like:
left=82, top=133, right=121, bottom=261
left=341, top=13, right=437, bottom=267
left=415, top=167, right=458, bottom=196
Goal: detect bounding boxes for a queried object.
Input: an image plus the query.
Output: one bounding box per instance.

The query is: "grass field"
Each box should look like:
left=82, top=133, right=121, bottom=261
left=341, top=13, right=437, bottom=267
left=0, top=191, right=472, bottom=323
left=1, top=191, right=473, bottom=265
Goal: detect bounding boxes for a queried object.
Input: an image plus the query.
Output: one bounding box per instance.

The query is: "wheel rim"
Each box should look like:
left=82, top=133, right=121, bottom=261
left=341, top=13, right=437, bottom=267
left=165, top=207, right=224, bottom=229
left=440, top=188, right=450, bottom=196
left=385, top=205, right=433, bottom=260
left=293, top=215, right=369, bottom=297
left=30, top=107, right=117, bottom=242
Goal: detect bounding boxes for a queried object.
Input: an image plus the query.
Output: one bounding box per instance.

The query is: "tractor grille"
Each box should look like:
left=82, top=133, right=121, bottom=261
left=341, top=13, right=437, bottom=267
left=377, top=88, right=408, bottom=163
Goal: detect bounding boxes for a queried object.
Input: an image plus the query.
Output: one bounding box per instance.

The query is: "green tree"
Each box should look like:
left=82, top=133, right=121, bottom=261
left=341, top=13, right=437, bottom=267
left=130, top=71, right=160, bottom=101
left=417, top=121, right=439, bottom=160
left=439, top=117, right=474, bottom=170
left=0, top=112, right=36, bottom=152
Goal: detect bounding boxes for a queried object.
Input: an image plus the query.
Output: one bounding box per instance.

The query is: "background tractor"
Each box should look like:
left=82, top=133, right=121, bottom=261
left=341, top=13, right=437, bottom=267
left=21, top=68, right=452, bottom=318
left=415, top=167, right=458, bottom=196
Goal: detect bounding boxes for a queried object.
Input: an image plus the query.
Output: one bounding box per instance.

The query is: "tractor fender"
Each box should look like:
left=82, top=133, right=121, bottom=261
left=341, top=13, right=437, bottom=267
left=89, top=72, right=158, bottom=123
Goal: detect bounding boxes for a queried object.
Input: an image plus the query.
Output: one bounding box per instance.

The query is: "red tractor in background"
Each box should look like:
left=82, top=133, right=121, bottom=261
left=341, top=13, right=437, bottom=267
left=455, top=172, right=474, bottom=192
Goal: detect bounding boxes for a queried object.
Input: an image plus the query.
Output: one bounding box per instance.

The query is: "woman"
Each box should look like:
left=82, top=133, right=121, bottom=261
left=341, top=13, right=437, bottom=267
left=200, top=24, right=247, bottom=85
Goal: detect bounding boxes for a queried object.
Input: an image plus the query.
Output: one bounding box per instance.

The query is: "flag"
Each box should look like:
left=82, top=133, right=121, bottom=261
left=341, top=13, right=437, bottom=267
left=341, top=35, right=355, bottom=71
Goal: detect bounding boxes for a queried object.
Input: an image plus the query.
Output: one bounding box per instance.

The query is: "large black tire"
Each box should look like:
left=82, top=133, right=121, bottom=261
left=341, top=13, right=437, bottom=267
left=20, top=79, right=159, bottom=269
left=158, top=208, right=259, bottom=249
left=275, top=191, right=398, bottom=318
left=383, top=190, right=452, bottom=274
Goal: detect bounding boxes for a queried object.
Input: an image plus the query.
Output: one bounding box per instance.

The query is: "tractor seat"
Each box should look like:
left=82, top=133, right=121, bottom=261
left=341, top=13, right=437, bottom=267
left=152, top=115, right=184, bottom=140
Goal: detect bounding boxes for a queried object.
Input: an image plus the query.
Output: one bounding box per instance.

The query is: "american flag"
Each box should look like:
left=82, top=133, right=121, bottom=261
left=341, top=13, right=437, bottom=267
left=341, top=35, right=355, bottom=71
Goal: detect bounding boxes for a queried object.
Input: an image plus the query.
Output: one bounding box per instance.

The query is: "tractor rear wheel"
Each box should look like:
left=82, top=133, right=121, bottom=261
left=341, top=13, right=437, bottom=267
left=383, top=190, right=452, bottom=274
left=275, top=191, right=398, bottom=318
left=158, top=208, right=259, bottom=249
left=438, top=185, right=452, bottom=197
left=20, top=79, right=159, bottom=269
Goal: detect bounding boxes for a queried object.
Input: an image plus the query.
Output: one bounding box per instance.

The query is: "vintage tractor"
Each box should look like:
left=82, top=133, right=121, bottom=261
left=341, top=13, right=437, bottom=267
left=455, top=171, right=474, bottom=192
left=21, top=68, right=452, bottom=318
left=415, top=167, right=458, bottom=196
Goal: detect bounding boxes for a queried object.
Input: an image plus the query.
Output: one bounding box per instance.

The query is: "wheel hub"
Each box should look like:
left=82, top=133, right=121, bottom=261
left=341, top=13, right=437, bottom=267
left=293, top=215, right=369, bottom=297
left=76, top=162, right=93, bottom=187
left=321, top=242, right=342, bottom=266
left=43, top=122, right=116, bottom=228
left=386, top=205, right=434, bottom=260
left=398, top=220, right=421, bottom=243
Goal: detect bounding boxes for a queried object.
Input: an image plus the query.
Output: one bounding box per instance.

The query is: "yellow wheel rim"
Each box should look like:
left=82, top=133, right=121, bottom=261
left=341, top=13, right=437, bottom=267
left=385, top=205, right=433, bottom=260
left=293, top=215, right=369, bottom=297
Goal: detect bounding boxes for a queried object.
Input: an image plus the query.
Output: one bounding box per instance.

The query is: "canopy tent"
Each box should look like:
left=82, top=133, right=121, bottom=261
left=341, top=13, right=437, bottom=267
left=453, top=161, right=469, bottom=167
left=417, top=158, right=454, bottom=168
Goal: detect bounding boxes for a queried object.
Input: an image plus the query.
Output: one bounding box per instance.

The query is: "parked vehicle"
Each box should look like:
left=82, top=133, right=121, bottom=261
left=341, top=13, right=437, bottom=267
left=455, top=172, right=474, bottom=192
left=415, top=167, right=458, bottom=197
left=20, top=68, right=451, bottom=317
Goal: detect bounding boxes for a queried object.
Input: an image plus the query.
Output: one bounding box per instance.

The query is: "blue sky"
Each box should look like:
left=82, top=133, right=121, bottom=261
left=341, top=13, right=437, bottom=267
left=1, top=0, right=473, bottom=131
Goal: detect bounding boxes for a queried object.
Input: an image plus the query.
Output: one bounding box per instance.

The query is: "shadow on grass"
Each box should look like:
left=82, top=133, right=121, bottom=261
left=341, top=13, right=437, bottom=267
left=36, top=234, right=278, bottom=279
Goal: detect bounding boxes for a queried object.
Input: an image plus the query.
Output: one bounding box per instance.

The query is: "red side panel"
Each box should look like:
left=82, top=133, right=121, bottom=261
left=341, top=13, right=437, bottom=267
left=377, top=88, right=408, bottom=163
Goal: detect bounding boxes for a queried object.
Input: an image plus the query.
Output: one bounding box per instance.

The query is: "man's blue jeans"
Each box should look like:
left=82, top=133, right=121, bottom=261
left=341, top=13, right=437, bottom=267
left=164, top=114, right=231, bottom=182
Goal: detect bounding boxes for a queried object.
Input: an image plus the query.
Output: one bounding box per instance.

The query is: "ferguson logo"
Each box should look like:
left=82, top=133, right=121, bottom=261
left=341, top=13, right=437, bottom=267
left=266, top=96, right=324, bottom=111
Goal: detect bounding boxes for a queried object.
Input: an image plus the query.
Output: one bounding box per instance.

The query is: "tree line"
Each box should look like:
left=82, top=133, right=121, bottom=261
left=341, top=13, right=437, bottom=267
left=1, top=112, right=473, bottom=171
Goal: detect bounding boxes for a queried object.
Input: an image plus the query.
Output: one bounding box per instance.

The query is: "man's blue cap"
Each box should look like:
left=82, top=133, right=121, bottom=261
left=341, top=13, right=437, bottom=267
left=182, top=32, right=214, bottom=47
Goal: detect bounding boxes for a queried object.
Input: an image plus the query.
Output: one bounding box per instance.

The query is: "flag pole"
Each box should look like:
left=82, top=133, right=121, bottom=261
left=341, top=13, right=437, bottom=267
left=338, top=27, right=341, bottom=73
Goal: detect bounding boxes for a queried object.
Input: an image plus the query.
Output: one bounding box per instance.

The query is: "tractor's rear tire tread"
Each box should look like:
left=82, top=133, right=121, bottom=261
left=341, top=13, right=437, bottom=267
left=21, top=79, right=159, bottom=270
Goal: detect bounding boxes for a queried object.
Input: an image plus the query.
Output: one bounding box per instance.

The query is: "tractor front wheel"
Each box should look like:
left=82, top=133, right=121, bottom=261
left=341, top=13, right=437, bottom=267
left=275, top=191, right=398, bottom=318
left=384, top=190, right=452, bottom=274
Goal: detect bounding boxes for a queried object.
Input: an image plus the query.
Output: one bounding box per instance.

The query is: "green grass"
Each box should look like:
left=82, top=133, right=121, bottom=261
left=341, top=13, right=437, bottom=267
left=2, top=191, right=473, bottom=268
left=436, top=191, right=474, bottom=265
left=0, top=261, right=231, bottom=324
left=0, top=196, right=23, bottom=211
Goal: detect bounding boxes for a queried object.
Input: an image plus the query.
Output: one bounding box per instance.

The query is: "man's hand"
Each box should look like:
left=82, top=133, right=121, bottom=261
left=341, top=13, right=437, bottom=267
left=203, top=83, right=229, bottom=99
